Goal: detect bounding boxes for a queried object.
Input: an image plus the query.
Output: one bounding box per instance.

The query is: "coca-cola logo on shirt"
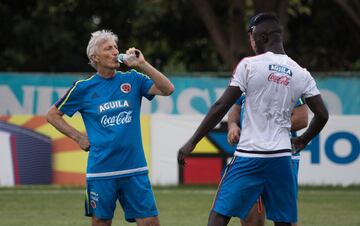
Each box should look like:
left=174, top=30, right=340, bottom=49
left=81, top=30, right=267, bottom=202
left=100, top=110, right=132, bottom=127
left=267, top=73, right=290, bottom=86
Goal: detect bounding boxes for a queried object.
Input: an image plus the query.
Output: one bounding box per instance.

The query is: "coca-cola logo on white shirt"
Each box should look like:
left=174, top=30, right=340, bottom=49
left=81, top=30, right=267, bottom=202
left=267, top=73, right=290, bottom=86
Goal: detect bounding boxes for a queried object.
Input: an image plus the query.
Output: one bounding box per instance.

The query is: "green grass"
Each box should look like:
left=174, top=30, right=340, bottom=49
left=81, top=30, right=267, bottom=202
left=0, top=186, right=359, bottom=226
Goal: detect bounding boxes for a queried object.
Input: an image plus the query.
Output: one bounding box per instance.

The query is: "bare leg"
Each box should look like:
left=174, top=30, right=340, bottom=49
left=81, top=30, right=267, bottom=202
left=136, top=216, right=160, bottom=226
left=241, top=203, right=265, bottom=226
left=92, top=217, right=112, bottom=226
left=207, top=210, right=231, bottom=226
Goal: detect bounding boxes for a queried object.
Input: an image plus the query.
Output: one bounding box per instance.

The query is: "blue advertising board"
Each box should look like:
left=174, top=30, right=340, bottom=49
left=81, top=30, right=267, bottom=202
left=0, top=72, right=359, bottom=115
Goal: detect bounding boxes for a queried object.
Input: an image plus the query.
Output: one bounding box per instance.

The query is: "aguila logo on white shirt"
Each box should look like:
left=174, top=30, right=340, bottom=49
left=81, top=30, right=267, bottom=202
left=268, top=64, right=292, bottom=76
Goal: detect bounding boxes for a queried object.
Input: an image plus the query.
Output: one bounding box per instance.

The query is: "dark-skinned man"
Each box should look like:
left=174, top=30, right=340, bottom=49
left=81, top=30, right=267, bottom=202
left=178, top=13, right=328, bottom=226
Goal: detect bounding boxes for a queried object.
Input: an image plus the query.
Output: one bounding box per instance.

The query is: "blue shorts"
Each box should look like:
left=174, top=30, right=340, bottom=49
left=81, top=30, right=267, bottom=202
left=292, top=159, right=300, bottom=197
left=213, top=156, right=297, bottom=223
left=85, top=173, right=158, bottom=222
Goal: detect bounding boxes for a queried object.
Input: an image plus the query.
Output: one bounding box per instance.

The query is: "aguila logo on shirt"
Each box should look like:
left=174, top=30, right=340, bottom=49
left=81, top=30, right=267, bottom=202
left=268, top=64, right=292, bottom=76
left=120, top=83, right=131, bottom=93
left=99, top=100, right=129, bottom=113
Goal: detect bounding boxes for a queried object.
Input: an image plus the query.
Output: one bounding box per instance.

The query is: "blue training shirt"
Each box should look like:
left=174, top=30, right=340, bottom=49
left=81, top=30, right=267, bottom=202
left=55, top=70, right=154, bottom=180
left=290, top=97, right=305, bottom=138
left=235, top=94, right=246, bottom=129
left=290, top=97, right=306, bottom=160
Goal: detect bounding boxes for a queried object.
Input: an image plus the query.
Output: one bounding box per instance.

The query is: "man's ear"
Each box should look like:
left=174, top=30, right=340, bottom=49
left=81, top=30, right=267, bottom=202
left=261, top=33, right=268, bottom=43
left=91, top=55, right=99, bottom=63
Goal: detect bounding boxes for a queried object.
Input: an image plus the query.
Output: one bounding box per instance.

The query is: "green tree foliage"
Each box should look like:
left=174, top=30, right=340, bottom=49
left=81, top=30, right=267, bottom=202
left=0, top=0, right=359, bottom=73
left=0, top=0, right=138, bottom=72
left=287, top=0, right=360, bottom=71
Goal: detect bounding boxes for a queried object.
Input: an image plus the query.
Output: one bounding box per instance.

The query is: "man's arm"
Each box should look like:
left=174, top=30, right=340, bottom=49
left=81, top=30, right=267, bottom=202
left=137, top=61, right=175, bottom=96
left=291, top=104, right=308, bottom=132
left=292, top=95, right=328, bottom=150
left=178, top=86, right=242, bottom=165
left=125, top=47, right=174, bottom=96
left=227, top=104, right=241, bottom=145
left=46, top=105, right=90, bottom=151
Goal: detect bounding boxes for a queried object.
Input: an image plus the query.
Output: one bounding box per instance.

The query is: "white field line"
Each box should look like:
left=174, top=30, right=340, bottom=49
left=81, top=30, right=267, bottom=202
left=0, top=189, right=358, bottom=196
left=0, top=189, right=217, bottom=195
left=0, top=190, right=85, bottom=195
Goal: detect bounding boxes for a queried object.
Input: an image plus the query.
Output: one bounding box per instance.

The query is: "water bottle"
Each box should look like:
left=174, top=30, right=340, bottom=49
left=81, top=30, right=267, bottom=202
left=117, top=50, right=140, bottom=64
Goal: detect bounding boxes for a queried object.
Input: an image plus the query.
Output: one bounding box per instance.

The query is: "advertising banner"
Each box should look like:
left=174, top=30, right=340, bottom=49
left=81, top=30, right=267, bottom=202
left=0, top=73, right=359, bottom=115
left=0, top=73, right=359, bottom=186
left=151, top=115, right=360, bottom=186
left=0, top=115, right=151, bottom=186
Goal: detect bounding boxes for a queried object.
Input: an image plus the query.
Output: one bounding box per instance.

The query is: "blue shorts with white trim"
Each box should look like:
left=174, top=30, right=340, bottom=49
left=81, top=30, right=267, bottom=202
left=213, top=156, right=297, bottom=223
left=85, top=173, right=158, bottom=222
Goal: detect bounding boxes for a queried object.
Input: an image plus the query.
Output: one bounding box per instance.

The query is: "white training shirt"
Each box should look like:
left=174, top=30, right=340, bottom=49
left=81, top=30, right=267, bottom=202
left=230, top=51, right=320, bottom=158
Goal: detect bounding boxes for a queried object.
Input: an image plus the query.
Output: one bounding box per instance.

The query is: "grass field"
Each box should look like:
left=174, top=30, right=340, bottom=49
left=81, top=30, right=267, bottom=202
left=0, top=186, right=359, bottom=226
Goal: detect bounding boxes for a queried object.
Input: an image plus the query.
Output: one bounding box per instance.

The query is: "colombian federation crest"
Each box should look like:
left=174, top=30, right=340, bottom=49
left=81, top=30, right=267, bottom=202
left=120, top=83, right=131, bottom=93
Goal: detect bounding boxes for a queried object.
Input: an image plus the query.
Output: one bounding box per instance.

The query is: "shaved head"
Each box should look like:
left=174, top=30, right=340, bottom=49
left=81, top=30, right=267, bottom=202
left=247, top=13, right=284, bottom=54
left=252, top=19, right=282, bottom=37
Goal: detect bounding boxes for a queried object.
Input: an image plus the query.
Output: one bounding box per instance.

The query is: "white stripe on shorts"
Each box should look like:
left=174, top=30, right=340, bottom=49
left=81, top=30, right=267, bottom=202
left=86, top=166, right=148, bottom=178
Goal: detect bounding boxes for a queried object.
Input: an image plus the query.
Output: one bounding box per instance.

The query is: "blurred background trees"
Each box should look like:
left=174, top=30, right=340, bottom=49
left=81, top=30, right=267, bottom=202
left=0, top=0, right=359, bottom=73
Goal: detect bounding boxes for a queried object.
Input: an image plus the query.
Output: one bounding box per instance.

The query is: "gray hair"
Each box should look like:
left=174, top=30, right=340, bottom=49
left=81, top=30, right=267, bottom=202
left=86, top=30, right=118, bottom=69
